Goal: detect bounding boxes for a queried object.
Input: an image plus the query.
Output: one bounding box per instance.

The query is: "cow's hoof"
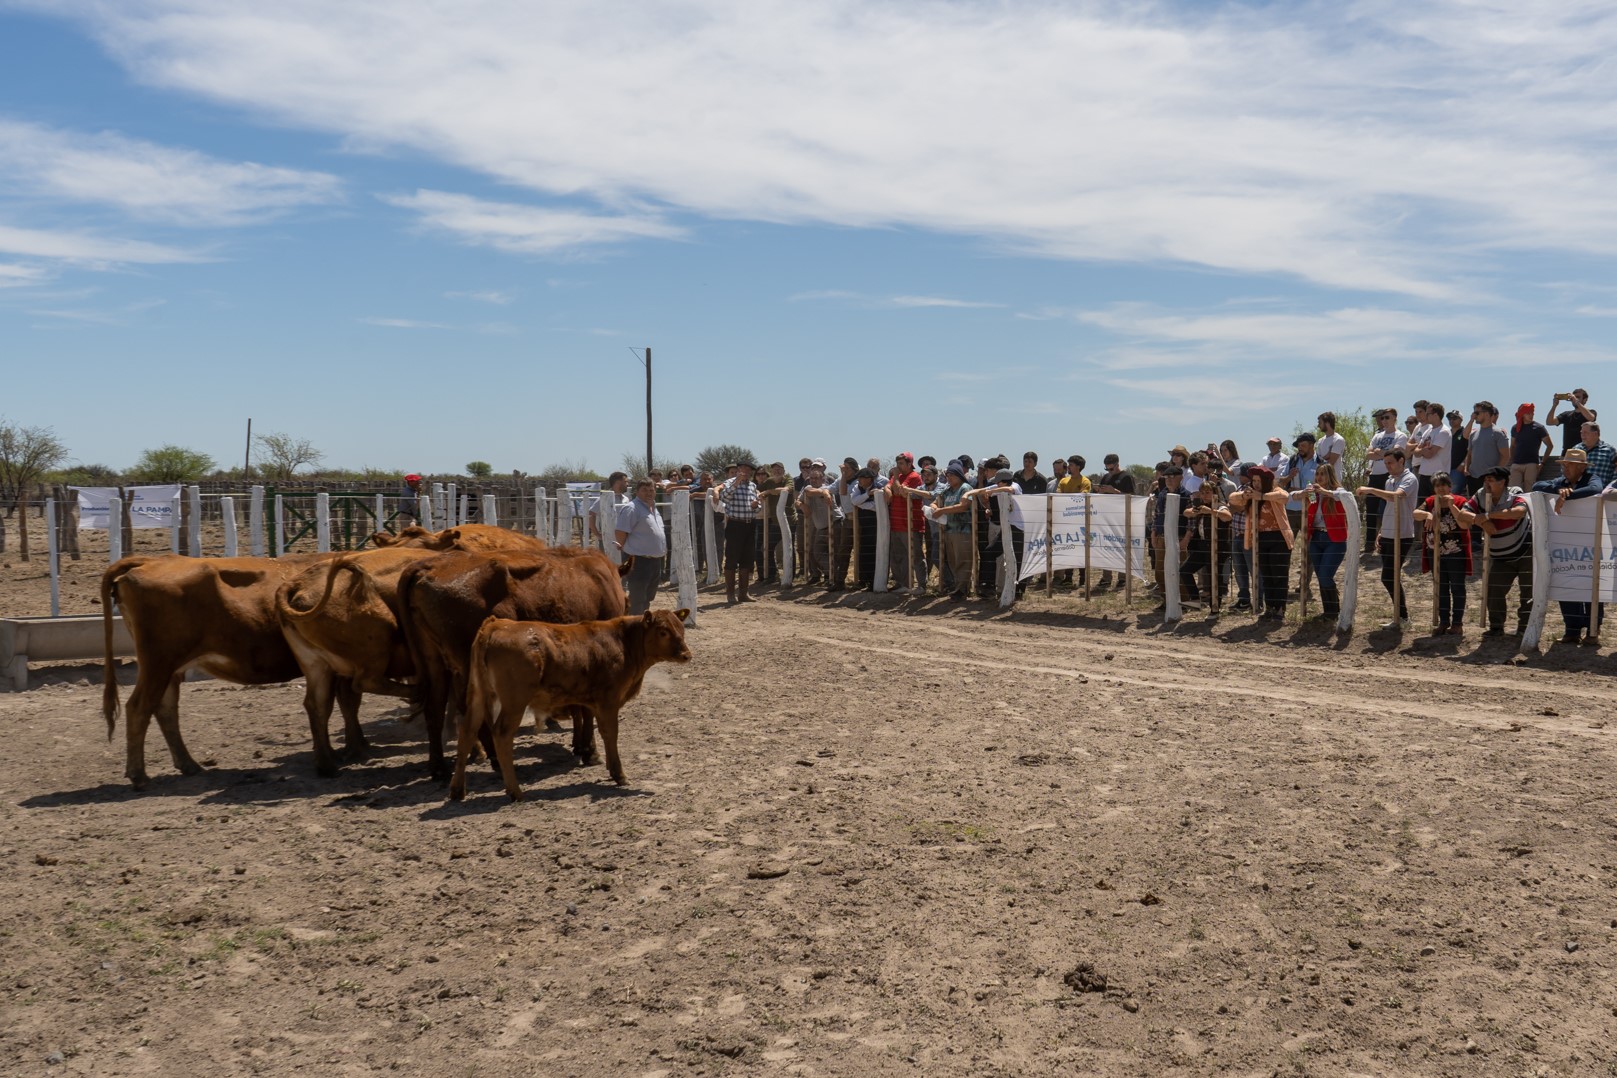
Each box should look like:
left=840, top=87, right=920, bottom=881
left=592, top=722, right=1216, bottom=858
left=506, top=788, right=525, bottom=803
left=448, top=785, right=465, bottom=802
left=611, top=774, right=628, bottom=787
left=126, top=772, right=150, bottom=790
left=178, top=760, right=204, bottom=776
left=341, top=745, right=368, bottom=764
left=428, top=765, right=451, bottom=783
left=316, top=762, right=340, bottom=778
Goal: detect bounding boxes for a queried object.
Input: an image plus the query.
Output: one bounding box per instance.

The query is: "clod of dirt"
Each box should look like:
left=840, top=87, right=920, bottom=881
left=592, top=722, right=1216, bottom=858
left=45, top=1051, right=64, bottom=1065
left=747, top=866, right=789, bottom=880
left=1420, top=945, right=1436, bottom=956
left=794, top=759, right=814, bottom=767
left=564, top=904, right=578, bottom=916
left=33, top=853, right=57, bottom=866
left=1015, top=754, right=1048, bottom=766
left=1063, top=963, right=1108, bottom=993
left=1348, top=939, right=1363, bottom=951
left=1121, top=998, right=1140, bottom=1013
left=1564, top=940, right=1580, bottom=953
left=1093, top=879, right=1114, bottom=891
left=1139, top=893, right=1161, bottom=906
left=1540, top=707, right=1559, bottom=716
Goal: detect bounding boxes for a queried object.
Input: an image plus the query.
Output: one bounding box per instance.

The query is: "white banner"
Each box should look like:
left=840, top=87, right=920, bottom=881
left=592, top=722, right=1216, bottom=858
left=1014, top=493, right=1150, bottom=582
left=73, top=485, right=182, bottom=529
left=1540, top=493, right=1617, bottom=603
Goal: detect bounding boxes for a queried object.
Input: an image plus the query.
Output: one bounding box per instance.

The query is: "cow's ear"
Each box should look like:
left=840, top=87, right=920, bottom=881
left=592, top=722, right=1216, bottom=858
left=674, top=608, right=691, bottom=622
left=642, top=610, right=655, bottom=624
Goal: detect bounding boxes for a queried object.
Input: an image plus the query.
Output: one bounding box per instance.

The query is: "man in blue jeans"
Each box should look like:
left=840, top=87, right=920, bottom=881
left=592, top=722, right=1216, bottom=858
left=1532, top=447, right=1604, bottom=644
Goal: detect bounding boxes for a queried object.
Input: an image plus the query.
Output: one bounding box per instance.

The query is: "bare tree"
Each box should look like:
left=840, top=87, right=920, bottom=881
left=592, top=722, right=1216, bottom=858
left=254, top=431, right=324, bottom=480
left=0, top=420, right=69, bottom=560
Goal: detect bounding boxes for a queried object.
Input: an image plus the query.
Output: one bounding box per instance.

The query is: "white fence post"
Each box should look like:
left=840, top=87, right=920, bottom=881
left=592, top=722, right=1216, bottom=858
left=249, top=485, right=265, bottom=556
left=374, top=493, right=385, bottom=538
left=274, top=495, right=285, bottom=556
left=45, top=498, right=60, bottom=617
left=316, top=492, right=331, bottom=552
left=1336, top=489, right=1361, bottom=633
left=187, top=485, right=202, bottom=556
left=703, top=495, right=721, bottom=585
left=418, top=494, right=433, bottom=531
left=108, top=496, right=124, bottom=564
left=482, top=493, right=497, bottom=527
left=534, top=488, right=549, bottom=542
left=170, top=492, right=181, bottom=554
left=432, top=483, right=446, bottom=528
left=775, top=488, right=795, bottom=586
left=599, top=492, right=622, bottom=565
left=447, top=483, right=458, bottom=526
left=997, top=491, right=1018, bottom=608
left=459, top=494, right=470, bottom=525
left=672, top=490, right=697, bottom=626
left=221, top=495, right=239, bottom=557
left=873, top=487, right=891, bottom=592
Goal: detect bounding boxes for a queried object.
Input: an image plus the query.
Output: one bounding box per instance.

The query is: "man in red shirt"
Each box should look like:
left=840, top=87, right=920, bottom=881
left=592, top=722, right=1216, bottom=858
left=887, top=451, right=927, bottom=592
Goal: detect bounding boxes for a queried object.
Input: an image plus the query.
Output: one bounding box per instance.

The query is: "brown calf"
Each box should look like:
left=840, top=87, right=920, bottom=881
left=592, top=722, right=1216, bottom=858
left=450, top=609, right=692, bottom=802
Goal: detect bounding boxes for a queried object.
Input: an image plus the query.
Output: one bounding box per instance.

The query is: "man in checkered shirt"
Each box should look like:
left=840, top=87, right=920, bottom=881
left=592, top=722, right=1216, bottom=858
left=717, top=461, right=762, bottom=603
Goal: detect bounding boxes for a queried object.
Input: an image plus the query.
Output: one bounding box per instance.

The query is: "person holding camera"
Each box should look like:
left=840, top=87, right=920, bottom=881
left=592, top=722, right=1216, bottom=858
left=1547, top=389, right=1596, bottom=458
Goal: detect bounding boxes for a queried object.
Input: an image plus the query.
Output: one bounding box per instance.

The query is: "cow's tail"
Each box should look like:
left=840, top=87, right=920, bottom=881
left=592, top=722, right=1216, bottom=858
left=395, top=562, right=428, bottom=702
left=277, top=555, right=366, bottom=621
left=101, top=557, right=144, bottom=739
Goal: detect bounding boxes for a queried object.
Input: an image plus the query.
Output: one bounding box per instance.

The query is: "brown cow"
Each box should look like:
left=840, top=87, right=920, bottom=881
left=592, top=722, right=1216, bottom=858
left=372, top=524, right=546, bottom=553
left=276, top=546, right=436, bottom=776
left=450, top=609, right=692, bottom=802
left=102, top=553, right=357, bottom=788
left=396, top=547, right=628, bottom=779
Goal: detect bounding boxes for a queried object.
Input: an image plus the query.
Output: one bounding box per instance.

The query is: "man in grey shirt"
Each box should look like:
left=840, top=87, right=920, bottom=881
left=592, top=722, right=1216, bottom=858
left=1461, top=401, right=1509, bottom=497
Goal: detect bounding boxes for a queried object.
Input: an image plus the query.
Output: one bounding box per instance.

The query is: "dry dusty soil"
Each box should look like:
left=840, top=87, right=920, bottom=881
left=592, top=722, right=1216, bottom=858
left=1, top=541, right=1616, bottom=1076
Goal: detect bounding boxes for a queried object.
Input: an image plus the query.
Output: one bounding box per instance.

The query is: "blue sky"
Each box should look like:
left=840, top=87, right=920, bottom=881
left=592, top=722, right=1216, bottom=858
left=3, top=0, right=1615, bottom=477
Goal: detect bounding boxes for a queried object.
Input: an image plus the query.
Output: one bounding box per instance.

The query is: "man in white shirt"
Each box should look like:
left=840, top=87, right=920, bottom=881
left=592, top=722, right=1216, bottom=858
left=615, top=478, right=668, bottom=614
left=1363, top=408, right=1408, bottom=553
left=1258, top=437, right=1285, bottom=474
left=588, top=472, right=630, bottom=546
left=1412, top=402, right=1450, bottom=499
left=1356, top=447, right=1418, bottom=630
left=1315, top=412, right=1346, bottom=470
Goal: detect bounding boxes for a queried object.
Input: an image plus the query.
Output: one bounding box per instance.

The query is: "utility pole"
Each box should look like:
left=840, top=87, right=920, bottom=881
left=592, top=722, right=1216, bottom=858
left=245, top=417, right=253, bottom=476
left=645, top=346, right=653, bottom=477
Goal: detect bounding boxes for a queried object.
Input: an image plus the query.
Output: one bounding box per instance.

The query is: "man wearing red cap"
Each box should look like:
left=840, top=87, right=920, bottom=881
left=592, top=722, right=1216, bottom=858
left=400, top=473, right=425, bottom=525
left=886, top=452, right=927, bottom=592
left=1507, top=403, right=1553, bottom=490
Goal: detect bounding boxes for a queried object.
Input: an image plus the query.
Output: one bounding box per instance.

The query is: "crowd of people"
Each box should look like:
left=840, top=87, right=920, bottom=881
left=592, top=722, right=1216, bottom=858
left=586, top=390, right=1613, bottom=645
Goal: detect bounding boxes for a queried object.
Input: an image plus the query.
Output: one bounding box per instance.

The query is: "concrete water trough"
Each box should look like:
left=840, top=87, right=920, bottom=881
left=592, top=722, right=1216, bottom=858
left=1, top=615, right=133, bottom=691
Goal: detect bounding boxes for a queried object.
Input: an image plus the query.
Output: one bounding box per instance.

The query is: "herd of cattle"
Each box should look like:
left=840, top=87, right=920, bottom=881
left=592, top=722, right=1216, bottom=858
left=98, top=524, right=692, bottom=802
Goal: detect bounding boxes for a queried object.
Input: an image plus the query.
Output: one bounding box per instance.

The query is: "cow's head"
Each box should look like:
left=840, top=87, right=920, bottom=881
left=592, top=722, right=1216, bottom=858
left=641, top=609, right=692, bottom=664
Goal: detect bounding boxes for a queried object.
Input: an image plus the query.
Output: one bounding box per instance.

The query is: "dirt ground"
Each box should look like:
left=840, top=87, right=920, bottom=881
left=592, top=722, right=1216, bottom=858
left=2, top=538, right=1615, bottom=1076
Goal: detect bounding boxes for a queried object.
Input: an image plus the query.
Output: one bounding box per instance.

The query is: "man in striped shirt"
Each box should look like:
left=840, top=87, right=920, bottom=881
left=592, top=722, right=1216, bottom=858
left=1458, top=467, right=1531, bottom=637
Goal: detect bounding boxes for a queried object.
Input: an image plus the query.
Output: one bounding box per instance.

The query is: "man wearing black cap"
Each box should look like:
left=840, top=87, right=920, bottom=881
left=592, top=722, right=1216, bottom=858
left=1283, top=432, right=1318, bottom=535
left=1456, top=467, right=1532, bottom=636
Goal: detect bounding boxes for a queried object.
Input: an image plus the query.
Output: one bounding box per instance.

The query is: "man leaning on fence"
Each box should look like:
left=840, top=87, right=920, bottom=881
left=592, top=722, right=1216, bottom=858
left=1459, top=466, right=1532, bottom=637
left=615, top=478, right=668, bottom=614
left=797, top=463, right=839, bottom=586
left=1532, top=447, right=1604, bottom=644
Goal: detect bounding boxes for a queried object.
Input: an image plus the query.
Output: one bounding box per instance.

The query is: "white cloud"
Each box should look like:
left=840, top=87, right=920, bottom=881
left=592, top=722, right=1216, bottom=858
left=28, top=297, right=165, bottom=325
left=0, top=117, right=341, bottom=226
left=0, top=263, right=49, bottom=287
left=358, top=316, right=452, bottom=330
left=382, top=190, right=684, bottom=255
left=31, top=0, right=1617, bottom=296
left=0, top=222, right=202, bottom=265
left=445, top=289, right=512, bottom=304
left=791, top=290, right=1002, bottom=310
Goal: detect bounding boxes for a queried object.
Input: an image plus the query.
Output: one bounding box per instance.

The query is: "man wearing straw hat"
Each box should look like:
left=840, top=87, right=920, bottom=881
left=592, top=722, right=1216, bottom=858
left=1532, top=447, right=1604, bottom=644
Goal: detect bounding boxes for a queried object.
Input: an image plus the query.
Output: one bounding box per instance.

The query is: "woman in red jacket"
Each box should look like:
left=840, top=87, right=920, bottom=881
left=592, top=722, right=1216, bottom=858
left=1305, top=462, right=1350, bottom=620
